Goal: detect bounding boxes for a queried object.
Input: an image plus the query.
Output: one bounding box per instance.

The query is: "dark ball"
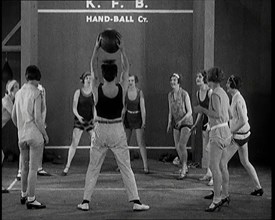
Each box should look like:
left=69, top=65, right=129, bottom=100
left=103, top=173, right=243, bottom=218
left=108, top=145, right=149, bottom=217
left=99, top=29, right=121, bottom=53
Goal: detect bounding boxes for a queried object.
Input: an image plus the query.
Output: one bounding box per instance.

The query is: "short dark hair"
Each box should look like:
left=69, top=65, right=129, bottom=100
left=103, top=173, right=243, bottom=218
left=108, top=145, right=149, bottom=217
left=25, top=65, right=41, bottom=81
left=101, top=59, right=117, bottom=82
left=129, top=74, right=138, bottom=83
left=199, top=70, right=208, bottom=83
left=228, top=75, right=242, bottom=90
left=80, top=71, right=91, bottom=83
left=170, top=73, right=182, bottom=85
left=207, top=67, right=224, bottom=83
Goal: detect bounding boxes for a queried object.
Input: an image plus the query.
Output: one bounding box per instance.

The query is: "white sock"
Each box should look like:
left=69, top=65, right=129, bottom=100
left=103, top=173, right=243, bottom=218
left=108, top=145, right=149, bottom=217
left=21, top=191, right=27, bottom=197
left=28, top=196, right=35, bottom=202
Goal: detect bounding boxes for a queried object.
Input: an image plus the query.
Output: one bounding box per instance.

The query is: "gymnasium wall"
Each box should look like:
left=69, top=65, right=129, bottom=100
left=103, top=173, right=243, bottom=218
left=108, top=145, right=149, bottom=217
left=214, top=0, right=271, bottom=165
left=37, top=0, right=193, bottom=147
left=1, top=1, right=21, bottom=160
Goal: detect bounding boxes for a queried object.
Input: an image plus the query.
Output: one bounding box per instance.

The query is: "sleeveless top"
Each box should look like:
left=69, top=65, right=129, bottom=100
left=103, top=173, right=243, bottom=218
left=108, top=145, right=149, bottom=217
left=168, top=87, right=193, bottom=126
left=125, top=88, right=141, bottom=112
left=229, top=91, right=250, bottom=139
left=208, top=87, right=231, bottom=140
left=96, top=83, right=123, bottom=119
left=76, top=89, right=94, bottom=122
left=197, top=89, right=210, bottom=129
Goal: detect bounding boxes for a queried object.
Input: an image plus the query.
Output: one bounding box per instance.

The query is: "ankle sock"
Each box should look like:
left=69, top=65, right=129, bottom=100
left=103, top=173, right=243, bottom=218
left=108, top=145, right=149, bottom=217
left=28, top=196, right=35, bottom=202
left=21, top=191, right=27, bottom=197
left=131, top=200, right=141, bottom=205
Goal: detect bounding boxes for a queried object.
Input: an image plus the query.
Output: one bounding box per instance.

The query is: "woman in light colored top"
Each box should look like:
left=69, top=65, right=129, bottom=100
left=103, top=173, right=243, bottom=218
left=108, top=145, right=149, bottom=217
left=167, top=73, right=193, bottom=180
left=191, top=70, right=213, bottom=186
left=61, top=71, right=95, bottom=176
left=226, top=75, right=263, bottom=196
left=2, top=79, right=19, bottom=193
left=123, top=74, right=149, bottom=174
left=194, top=67, right=231, bottom=212
left=12, top=65, right=49, bottom=209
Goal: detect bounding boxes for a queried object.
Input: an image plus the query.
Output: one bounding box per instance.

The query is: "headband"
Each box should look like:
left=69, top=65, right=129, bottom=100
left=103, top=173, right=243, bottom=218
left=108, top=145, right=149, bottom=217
left=172, top=73, right=180, bottom=79
left=80, top=71, right=91, bottom=80
left=6, top=80, right=17, bottom=94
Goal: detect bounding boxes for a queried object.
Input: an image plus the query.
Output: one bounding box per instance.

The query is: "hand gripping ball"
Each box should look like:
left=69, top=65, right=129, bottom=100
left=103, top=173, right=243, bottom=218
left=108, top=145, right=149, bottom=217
left=99, top=29, right=121, bottom=53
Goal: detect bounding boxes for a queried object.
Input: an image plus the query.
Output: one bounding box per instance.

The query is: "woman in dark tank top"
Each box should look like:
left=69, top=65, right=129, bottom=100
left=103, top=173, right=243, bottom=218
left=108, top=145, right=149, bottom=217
left=191, top=71, right=213, bottom=186
left=123, top=74, right=149, bottom=174
left=61, top=71, right=95, bottom=176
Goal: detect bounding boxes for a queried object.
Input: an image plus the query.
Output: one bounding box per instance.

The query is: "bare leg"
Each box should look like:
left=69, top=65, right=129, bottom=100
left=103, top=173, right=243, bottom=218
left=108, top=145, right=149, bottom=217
left=178, top=127, right=191, bottom=175
left=63, top=128, right=83, bottom=173
left=135, top=128, right=148, bottom=172
left=238, top=143, right=262, bottom=189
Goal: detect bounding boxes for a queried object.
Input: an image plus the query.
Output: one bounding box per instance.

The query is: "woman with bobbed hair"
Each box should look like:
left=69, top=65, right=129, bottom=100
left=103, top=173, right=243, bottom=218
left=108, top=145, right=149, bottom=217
left=226, top=75, right=263, bottom=196
left=194, top=67, right=231, bottom=212
left=12, top=65, right=49, bottom=209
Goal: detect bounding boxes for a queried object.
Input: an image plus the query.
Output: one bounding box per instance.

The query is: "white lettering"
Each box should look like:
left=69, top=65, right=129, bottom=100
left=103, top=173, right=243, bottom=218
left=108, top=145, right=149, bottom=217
left=86, top=1, right=95, bottom=8
left=86, top=15, right=93, bottom=22
left=136, top=0, right=144, bottom=8
left=112, top=0, right=119, bottom=8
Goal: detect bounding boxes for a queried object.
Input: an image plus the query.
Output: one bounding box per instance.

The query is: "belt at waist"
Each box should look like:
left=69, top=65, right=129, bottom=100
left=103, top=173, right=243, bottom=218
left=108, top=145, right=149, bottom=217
left=210, top=122, right=228, bottom=131
left=96, top=119, right=122, bottom=124
left=127, top=110, right=140, bottom=114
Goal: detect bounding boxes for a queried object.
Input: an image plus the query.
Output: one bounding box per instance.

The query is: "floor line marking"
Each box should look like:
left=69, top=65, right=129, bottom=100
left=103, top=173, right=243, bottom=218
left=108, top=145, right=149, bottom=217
left=7, top=178, right=18, bottom=190
left=9, top=187, right=212, bottom=191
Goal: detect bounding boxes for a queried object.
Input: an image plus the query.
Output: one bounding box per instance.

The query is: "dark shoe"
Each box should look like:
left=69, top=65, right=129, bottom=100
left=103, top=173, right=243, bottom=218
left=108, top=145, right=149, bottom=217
left=205, top=201, right=223, bottom=212
left=221, top=196, right=230, bottom=206
left=21, top=195, right=27, bottom=204
left=61, top=171, right=68, bottom=176
left=177, top=173, right=187, bottom=180
left=26, top=200, right=46, bottom=209
left=251, top=188, right=264, bottom=196
left=204, top=190, right=214, bottom=200
left=37, top=169, right=52, bottom=176
left=2, top=188, right=9, bottom=193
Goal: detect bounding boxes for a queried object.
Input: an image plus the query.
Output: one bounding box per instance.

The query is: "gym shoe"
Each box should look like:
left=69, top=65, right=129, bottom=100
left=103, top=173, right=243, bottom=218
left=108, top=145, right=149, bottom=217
left=133, top=203, right=150, bottom=211
left=37, top=169, right=52, bottom=176
left=173, top=157, right=180, bottom=166
left=199, top=175, right=211, bottom=181
left=77, top=203, right=89, bottom=211
left=207, top=178, right=213, bottom=186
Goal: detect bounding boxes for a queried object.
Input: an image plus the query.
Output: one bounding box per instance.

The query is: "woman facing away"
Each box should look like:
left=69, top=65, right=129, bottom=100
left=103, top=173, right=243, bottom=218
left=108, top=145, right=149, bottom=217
left=191, top=70, right=213, bottom=186
left=61, top=71, right=95, bottom=176
left=123, top=74, right=149, bottom=174
left=167, top=73, right=193, bottom=180
left=77, top=35, right=149, bottom=211
left=12, top=65, right=49, bottom=209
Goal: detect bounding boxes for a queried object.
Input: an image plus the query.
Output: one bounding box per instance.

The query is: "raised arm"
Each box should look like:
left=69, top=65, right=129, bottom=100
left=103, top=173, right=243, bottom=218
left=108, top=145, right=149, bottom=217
left=118, top=40, right=129, bottom=91
left=90, top=35, right=101, bottom=89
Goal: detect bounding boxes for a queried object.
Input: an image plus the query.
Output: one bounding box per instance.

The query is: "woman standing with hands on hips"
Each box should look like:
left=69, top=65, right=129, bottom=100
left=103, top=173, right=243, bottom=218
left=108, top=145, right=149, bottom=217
left=167, top=73, right=193, bottom=180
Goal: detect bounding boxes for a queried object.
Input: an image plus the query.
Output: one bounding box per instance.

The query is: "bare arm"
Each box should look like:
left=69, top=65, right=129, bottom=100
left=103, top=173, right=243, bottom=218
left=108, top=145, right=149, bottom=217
left=90, top=35, right=101, bottom=103
left=72, top=89, right=84, bottom=123
left=11, top=102, right=17, bottom=127
left=195, top=93, right=221, bottom=119
left=119, top=40, right=129, bottom=92
left=140, top=90, right=146, bottom=128
left=34, top=95, right=49, bottom=144
left=230, top=101, right=246, bottom=133
left=167, top=93, right=172, bottom=132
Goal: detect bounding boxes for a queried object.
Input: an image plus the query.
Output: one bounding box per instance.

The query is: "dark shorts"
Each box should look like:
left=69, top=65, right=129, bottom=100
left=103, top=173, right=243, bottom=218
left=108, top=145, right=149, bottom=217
left=124, top=112, right=142, bottom=129
left=233, top=135, right=250, bottom=147
left=74, top=117, right=94, bottom=132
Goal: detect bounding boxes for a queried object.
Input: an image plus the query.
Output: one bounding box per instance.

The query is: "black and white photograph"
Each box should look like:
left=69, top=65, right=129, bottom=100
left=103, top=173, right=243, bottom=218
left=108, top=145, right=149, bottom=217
left=2, top=0, right=271, bottom=219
